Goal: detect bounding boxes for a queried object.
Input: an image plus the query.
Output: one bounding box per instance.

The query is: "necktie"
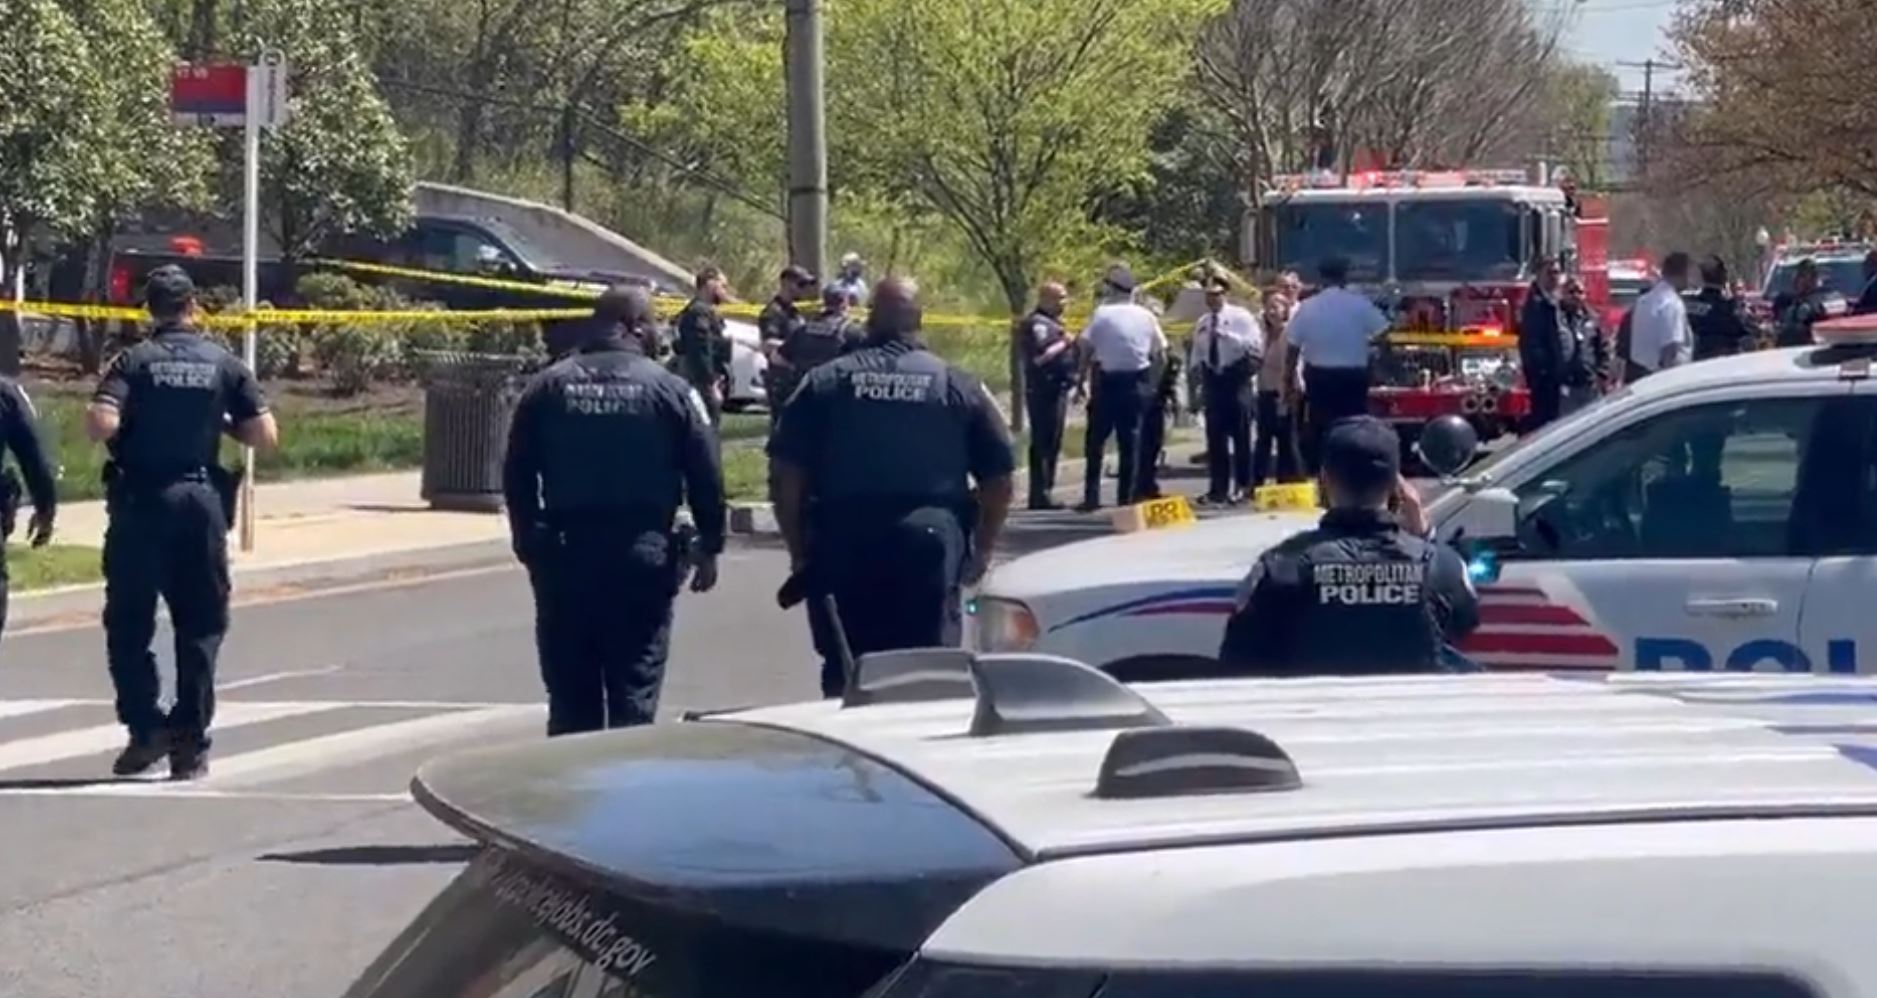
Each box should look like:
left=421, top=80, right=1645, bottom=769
left=1207, top=315, right=1221, bottom=370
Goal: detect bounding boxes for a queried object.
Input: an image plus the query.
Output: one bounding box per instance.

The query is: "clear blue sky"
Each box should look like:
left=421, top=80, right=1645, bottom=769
left=1560, top=0, right=1681, bottom=94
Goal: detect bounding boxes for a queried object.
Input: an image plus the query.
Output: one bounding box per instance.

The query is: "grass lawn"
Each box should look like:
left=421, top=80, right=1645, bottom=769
left=25, top=379, right=424, bottom=503
left=6, top=543, right=103, bottom=591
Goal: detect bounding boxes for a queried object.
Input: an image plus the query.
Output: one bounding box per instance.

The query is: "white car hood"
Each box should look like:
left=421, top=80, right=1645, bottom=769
left=986, top=510, right=1321, bottom=602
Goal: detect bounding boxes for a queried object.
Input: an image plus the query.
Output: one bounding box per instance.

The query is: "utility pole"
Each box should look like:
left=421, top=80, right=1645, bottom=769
left=559, top=106, right=576, bottom=212
left=1617, top=58, right=1672, bottom=176
left=784, top=0, right=828, bottom=281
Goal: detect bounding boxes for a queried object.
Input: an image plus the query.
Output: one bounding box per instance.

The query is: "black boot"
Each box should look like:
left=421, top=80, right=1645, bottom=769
left=168, top=740, right=210, bottom=781
left=111, top=730, right=170, bottom=777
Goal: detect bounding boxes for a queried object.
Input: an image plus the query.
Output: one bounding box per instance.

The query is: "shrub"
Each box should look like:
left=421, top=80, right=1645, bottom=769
left=313, top=322, right=401, bottom=396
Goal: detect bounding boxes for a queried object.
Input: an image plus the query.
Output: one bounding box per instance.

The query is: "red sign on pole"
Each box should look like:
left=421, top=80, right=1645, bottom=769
left=170, top=63, right=249, bottom=127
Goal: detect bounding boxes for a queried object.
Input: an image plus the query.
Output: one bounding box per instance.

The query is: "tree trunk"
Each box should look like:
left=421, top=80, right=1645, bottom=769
left=1000, top=268, right=1027, bottom=435
left=77, top=232, right=113, bottom=375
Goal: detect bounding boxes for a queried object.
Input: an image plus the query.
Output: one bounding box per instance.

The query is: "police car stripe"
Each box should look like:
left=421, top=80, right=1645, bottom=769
left=1052, top=586, right=1239, bottom=631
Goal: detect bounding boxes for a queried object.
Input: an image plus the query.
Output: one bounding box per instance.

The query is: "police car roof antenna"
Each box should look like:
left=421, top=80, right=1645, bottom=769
left=824, top=594, right=859, bottom=694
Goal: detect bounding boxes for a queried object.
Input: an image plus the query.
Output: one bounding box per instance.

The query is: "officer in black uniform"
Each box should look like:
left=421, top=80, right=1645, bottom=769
left=770, top=276, right=1016, bottom=698
left=1856, top=250, right=1877, bottom=316
left=1218, top=416, right=1479, bottom=676
left=1686, top=256, right=1757, bottom=361
left=673, top=266, right=731, bottom=426
left=1772, top=259, right=1844, bottom=348
left=86, top=265, right=277, bottom=779
left=504, top=285, right=725, bottom=736
left=1136, top=332, right=1182, bottom=500
left=758, top=264, right=815, bottom=429
left=1018, top=281, right=1075, bottom=510
left=774, top=284, right=865, bottom=407
left=0, top=374, right=57, bottom=644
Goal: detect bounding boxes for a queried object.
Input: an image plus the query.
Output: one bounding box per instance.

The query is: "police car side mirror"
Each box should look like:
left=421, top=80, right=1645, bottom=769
left=1416, top=415, right=1480, bottom=478
left=1448, top=486, right=1519, bottom=541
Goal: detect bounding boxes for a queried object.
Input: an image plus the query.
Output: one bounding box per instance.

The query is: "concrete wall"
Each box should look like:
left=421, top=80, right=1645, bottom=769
left=415, top=182, right=693, bottom=294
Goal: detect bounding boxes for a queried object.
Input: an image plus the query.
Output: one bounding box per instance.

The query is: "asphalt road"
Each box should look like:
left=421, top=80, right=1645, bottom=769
left=0, top=493, right=1128, bottom=997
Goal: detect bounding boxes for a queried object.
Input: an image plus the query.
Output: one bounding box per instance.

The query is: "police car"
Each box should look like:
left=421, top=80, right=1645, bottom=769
left=976, top=318, right=1877, bottom=678
left=346, top=653, right=1877, bottom=997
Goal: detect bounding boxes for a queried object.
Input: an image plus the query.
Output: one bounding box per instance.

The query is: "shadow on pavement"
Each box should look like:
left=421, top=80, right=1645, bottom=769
left=257, top=844, right=479, bottom=866
left=0, top=776, right=143, bottom=791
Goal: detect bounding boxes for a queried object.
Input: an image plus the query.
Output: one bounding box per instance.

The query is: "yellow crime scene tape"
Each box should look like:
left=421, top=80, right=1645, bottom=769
left=0, top=255, right=1245, bottom=337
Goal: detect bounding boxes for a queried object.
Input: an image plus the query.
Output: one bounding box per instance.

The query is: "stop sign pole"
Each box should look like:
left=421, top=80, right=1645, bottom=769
left=171, top=50, right=288, bottom=553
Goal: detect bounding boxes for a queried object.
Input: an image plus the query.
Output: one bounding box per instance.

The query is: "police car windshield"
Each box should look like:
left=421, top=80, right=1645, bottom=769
left=1459, top=383, right=1634, bottom=482
left=1272, top=203, right=1387, bottom=282
left=1394, top=201, right=1524, bottom=282
left=1764, top=257, right=1867, bottom=298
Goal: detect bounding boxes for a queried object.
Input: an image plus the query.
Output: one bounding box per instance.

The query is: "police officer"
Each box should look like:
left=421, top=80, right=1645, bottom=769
left=1686, top=256, right=1757, bottom=361
left=0, top=374, right=56, bottom=645
left=759, top=264, right=815, bottom=428
left=1772, top=258, right=1845, bottom=348
left=504, top=286, right=724, bottom=736
left=1856, top=250, right=1877, bottom=316
left=1077, top=264, right=1167, bottom=511
left=85, top=265, right=278, bottom=779
left=1284, top=256, right=1390, bottom=473
left=1218, top=416, right=1479, bottom=676
left=1137, top=322, right=1182, bottom=501
left=769, top=276, right=1016, bottom=698
left=674, top=266, right=731, bottom=426
left=775, top=284, right=865, bottom=406
left=1018, top=281, right=1075, bottom=510
left=1517, top=257, right=1566, bottom=432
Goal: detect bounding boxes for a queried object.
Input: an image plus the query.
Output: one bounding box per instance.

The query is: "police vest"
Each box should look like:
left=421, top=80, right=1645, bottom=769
left=1023, top=312, right=1074, bottom=388
left=535, top=350, right=684, bottom=515
left=112, top=331, right=240, bottom=476
left=813, top=346, right=973, bottom=506
left=1288, top=531, right=1443, bottom=674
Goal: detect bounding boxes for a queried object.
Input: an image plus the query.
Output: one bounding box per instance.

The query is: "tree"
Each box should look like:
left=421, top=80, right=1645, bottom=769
left=1668, top=0, right=1877, bottom=200
left=1538, top=62, right=1619, bottom=191
left=225, top=0, right=415, bottom=260
left=62, top=0, right=215, bottom=371
left=829, top=0, right=1214, bottom=316
left=0, top=0, right=111, bottom=372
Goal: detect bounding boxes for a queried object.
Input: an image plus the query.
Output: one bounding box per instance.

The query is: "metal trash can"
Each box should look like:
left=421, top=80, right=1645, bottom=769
left=417, top=351, right=530, bottom=512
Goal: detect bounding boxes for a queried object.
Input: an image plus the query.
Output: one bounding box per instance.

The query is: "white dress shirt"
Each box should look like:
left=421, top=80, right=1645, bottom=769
left=1189, top=304, right=1264, bottom=374
left=1284, top=286, right=1390, bottom=369
left=1630, top=280, right=1691, bottom=371
left=1082, top=300, right=1167, bottom=373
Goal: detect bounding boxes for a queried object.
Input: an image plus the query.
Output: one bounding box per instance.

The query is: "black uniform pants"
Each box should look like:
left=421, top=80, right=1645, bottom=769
left=1301, top=365, right=1371, bottom=475
left=1526, top=376, right=1563, bottom=434
left=807, top=506, right=967, bottom=698
left=1083, top=369, right=1151, bottom=508
left=0, top=542, right=9, bottom=646
left=1203, top=368, right=1253, bottom=498
left=526, top=522, right=680, bottom=735
left=1024, top=382, right=1068, bottom=506
left=1252, top=390, right=1300, bottom=488
left=102, top=481, right=230, bottom=748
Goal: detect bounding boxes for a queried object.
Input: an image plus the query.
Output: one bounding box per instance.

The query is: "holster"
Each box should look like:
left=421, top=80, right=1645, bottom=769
left=207, top=465, right=242, bottom=531
left=0, top=467, right=21, bottom=541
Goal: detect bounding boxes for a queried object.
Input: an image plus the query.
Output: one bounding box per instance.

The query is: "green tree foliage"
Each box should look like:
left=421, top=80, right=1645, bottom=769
left=227, top=0, right=416, bottom=259
left=0, top=0, right=110, bottom=241
left=828, top=0, right=1218, bottom=315
left=1539, top=62, right=1618, bottom=191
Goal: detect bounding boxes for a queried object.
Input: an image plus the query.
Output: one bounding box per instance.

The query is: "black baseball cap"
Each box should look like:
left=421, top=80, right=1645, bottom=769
left=1322, top=416, right=1401, bottom=494
left=780, top=264, right=815, bottom=284
left=144, top=264, right=196, bottom=316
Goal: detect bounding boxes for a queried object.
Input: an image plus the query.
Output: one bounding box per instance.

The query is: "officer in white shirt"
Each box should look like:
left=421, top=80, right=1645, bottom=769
left=1077, top=264, right=1168, bottom=511
left=1627, top=251, right=1693, bottom=382
left=1189, top=276, right=1263, bottom=504
left=1283, top=256, right=1390, bottom=473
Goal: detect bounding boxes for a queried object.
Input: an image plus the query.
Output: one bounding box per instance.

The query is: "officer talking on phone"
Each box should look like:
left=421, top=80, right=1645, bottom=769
left=769, top=276, right=1016, bottom=698
left=85, top=265, right=279, bottom=780
left=0, top=372, right=57, bottom=645
left=504, top=285, right=725, bottom=735
left=1219, top=416, right=1479, bottom=676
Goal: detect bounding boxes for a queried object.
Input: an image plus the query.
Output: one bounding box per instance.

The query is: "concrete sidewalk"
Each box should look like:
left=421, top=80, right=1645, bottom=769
left=40, top=471, right=511, bottom=575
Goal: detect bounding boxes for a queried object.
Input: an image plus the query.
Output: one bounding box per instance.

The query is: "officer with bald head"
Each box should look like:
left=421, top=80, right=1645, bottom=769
left=503, top=284, right=726, bottom=735
left=1019, top=280, right=1075, bottom=509
left=770, top=275, right=1017, bottom=698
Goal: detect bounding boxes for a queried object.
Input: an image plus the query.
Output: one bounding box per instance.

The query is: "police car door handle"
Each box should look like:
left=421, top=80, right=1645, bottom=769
left=1685, top=598, right=1778, bottom=618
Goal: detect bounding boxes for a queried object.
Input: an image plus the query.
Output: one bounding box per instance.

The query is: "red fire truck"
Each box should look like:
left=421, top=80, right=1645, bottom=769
left=1256, top=167, right=1611, bottom=459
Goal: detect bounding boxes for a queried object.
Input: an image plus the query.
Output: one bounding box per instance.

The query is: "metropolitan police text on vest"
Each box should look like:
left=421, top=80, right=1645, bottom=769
left=1316, top=561, right=1425, bottom=605
left=852, top=371, right=934, bottom=402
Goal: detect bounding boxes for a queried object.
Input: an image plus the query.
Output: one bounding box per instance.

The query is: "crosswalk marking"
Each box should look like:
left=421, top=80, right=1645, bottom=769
left=0, top=697, right=542, bottom=801
left=0, top=701, right=346, bottom=774
left=199, top=705, right=537, bottom=787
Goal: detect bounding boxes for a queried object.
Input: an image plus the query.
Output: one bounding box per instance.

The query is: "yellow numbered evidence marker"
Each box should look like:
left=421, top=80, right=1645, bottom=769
left=1253, top=482, right=1319, bottom=512
left=1111, top=495, right=1197, bottom=533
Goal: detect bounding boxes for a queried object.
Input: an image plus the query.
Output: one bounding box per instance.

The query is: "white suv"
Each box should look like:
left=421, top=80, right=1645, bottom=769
left=977, top=332, right=1877, bottom=679
left=350, top=653, right=1877, bottom=998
